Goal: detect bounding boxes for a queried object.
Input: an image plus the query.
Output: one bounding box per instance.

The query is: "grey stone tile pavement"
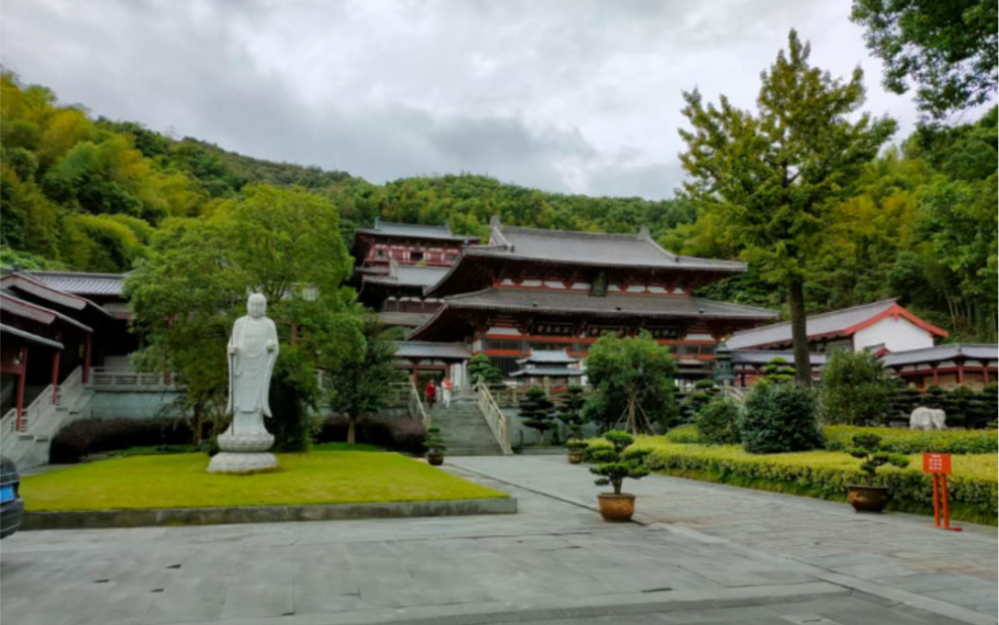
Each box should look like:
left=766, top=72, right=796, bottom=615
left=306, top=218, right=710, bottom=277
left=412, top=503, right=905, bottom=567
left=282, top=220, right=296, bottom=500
left=0, top=454, right=993, bottom=625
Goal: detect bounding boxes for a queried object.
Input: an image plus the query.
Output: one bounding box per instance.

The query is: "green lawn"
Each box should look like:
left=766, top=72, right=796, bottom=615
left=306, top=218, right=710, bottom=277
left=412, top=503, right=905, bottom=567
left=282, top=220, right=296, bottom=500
left=21, top=451, right=507, bottom=511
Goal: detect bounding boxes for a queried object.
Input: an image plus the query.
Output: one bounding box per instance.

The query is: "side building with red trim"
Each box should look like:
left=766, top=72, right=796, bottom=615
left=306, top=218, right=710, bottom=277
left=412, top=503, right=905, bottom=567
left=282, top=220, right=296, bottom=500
left=725, top=300, right=997, bottom=389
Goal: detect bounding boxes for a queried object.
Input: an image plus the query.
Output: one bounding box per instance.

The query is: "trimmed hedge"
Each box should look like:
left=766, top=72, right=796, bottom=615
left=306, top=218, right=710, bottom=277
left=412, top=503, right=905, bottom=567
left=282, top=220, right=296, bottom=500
left=582, top=436, right=998, bottom=525
left=50, top=418, right=200, bottom=464
left=315, top=415, right=426, bottom=455
left=824, top=426, right=997, bottom=455
left=665, top=424, right=701, bottom=444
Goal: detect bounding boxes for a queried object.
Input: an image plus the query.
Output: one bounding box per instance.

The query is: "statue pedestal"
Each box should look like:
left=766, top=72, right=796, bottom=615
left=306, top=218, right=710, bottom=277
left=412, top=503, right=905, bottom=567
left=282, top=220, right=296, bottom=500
left=207, top=431, right=278, bottom=474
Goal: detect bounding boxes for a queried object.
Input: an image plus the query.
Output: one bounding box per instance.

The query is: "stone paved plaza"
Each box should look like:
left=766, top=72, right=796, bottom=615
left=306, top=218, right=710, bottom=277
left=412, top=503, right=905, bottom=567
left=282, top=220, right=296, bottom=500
left=1, top=456, right=995, bottom=625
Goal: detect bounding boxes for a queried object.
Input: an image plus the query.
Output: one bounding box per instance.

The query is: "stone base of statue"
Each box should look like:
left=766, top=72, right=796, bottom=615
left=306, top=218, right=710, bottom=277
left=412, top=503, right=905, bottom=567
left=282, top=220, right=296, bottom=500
left=207, top=428, right=278, bottom=474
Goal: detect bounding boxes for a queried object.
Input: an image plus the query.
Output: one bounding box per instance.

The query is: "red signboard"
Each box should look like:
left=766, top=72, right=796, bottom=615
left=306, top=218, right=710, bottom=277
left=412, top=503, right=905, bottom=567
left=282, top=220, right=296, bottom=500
left=922, top=453, right=952, bottom=475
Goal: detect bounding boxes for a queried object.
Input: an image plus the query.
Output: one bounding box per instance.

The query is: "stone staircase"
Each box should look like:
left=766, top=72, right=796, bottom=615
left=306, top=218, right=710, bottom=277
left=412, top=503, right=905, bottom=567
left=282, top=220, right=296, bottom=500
left=429, top=397, right=506, bottom=456
left=1, top=367, right=93, bottom=470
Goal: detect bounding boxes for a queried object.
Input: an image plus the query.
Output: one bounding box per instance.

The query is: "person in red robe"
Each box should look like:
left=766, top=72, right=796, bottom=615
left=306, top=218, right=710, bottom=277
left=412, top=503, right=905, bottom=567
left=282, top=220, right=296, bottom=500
left=424, top=379, right=436, bottom=407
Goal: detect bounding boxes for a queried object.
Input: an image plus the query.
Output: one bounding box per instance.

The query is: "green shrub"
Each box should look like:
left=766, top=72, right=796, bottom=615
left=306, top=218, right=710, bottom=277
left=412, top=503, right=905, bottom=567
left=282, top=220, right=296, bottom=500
left=819, top=350, right=894, bottom=425
left=824, top=425, right=997, bottom=455
left=50, top=418, right=201, bottom=464
left=638, top=439, right=997, bottom=525
left=694, top=397, right=741, bottom=445
left=739, top=383, right=823, bottom=453
left=665, top=424, right=701, bottom=444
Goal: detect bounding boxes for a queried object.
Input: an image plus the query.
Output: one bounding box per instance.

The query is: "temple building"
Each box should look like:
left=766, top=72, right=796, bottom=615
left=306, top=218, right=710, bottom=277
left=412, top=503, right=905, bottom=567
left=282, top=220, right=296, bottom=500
left=0, top=270, right=129, bottom=432
left=351, top=219, right=479, bottom=329
left=724, top=300, right=997, bottom=388
left=510, top=349, right=584, bottom=390
left=725, top=299, right=948, bottom=354
left=407, top=217, right=779, bottom=383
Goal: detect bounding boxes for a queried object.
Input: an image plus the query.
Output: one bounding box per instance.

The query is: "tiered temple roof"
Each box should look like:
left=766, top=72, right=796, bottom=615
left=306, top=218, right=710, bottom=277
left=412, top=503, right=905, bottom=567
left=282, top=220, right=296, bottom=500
left=426, top=217, right=746, bottom=298
left=511, top=349, right=583, bottom=379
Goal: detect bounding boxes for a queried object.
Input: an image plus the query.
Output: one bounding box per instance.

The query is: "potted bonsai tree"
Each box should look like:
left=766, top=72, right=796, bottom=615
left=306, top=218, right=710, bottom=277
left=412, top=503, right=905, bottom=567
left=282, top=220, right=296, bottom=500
left=425, top=426, right=446, bottom=466
left=589, top=430, right=650, bottom=521
left=566, top=439, right=588, bottom=464
left=846, top=433, right=909, bottom=512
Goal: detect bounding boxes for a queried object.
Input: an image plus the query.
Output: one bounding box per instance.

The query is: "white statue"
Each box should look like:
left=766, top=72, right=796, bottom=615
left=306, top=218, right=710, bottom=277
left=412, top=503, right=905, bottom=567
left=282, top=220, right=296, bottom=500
left=208, top=293, right=280, bottom=473
left=910, top=406, right=946, bottom=431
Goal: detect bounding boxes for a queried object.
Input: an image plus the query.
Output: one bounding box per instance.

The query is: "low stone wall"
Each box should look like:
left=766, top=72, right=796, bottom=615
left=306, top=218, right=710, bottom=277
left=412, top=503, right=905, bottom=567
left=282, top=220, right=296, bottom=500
left=88, top=389, right=182, bottom=420
left=22, top=497, right=517, bottom=530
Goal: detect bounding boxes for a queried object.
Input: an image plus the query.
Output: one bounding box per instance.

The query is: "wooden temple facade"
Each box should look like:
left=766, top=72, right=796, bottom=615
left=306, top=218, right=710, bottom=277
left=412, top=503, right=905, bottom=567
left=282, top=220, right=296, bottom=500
left=351, top=219, right=479, bottom=329
left=403, top=217, right=779, bottom=383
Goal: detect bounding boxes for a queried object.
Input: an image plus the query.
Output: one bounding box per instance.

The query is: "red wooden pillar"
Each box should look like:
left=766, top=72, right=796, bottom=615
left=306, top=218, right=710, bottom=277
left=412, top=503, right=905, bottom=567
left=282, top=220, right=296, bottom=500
left=932, top=366, right=940, bottom=385
left=984, top=367, right=990, bottom=385
left=15, top=348, right=28, bottom=431
left=957, top=362, right=965, bottom=386
left=83, top=334, right=92, bottom=384
left=51, top=349, right=61, bottom=404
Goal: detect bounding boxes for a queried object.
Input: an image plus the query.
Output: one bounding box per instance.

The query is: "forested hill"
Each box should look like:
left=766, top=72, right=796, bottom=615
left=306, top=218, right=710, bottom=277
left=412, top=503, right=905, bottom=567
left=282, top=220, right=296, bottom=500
left=1, top=72, right=995, bottom=341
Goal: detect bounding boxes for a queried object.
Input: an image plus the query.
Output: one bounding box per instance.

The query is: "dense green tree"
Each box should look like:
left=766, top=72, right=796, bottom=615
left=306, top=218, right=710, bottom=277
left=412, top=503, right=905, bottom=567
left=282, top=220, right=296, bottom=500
left=326, top=315, right=403, bottom=444
left=584, top=332, right=677, bottom=434
left=679, top=30, right=896, bottom=385
left=126, top=184, right=362, bottom=449
left=851, top=0, right=997, bottom=118
left=820, top=350, right=896, bottom=425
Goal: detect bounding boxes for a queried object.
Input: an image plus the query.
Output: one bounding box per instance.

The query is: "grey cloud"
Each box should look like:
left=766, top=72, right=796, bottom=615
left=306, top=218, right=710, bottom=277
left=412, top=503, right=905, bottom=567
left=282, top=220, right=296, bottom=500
left=1, top=0, right=922, bottom=200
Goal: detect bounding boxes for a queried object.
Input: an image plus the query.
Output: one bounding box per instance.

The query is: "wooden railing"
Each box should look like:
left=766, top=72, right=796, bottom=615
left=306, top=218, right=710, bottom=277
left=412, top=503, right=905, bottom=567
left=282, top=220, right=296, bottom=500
left=89, top=367, right=170, bottom=388
left=473, top=380, right=513, bottom=455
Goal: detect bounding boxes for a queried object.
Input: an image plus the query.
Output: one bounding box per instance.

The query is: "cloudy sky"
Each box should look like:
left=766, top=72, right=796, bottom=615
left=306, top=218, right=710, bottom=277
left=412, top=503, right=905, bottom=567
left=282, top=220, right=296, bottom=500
left=2, top=0, right=926, bottom=199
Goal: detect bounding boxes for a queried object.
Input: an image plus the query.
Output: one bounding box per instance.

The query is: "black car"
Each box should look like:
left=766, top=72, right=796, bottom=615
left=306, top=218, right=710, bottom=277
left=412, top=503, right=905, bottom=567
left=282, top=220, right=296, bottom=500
left=1, top=455, right=24, bottom=539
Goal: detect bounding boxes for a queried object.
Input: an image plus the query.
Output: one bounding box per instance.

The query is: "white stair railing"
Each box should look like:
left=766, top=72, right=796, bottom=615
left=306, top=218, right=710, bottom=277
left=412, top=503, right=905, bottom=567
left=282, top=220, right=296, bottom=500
left=406, top=379, right=431, bottom=430
left=473, top=380, right=513, bottom=455
left=89, top=367, right=170, bottom=388
left=718, top=384, right=746, bottom=404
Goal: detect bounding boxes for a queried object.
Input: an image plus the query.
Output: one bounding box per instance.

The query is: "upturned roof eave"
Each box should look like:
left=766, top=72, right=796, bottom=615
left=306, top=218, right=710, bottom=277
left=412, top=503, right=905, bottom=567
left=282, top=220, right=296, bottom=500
left=424, top=251, right=748, bottom=299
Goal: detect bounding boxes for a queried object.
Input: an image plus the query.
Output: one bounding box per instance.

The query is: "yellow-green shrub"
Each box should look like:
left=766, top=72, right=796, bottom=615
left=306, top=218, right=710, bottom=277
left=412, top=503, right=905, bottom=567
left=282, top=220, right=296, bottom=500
left=824, top=426, right=997, bottom=455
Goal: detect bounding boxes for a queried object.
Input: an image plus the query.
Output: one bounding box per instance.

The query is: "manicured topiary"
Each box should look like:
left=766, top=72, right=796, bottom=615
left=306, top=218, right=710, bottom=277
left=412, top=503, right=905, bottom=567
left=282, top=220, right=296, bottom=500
left=846, top=434, right=910, bottom=485
left=425, top=426, right=447, bottom=454
left=589, top=431, right=650, bottom=495
left=739, top=382, right=823, bottom=454
left=556, top=384, right=589, bottom=439
left=694, top=396, right=741, bottom=445
left=519, top=387, right=557, bottom=444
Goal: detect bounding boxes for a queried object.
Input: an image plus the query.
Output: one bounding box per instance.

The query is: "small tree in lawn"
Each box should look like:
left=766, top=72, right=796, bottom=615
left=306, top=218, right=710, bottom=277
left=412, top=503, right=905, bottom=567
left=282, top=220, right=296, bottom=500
left=589, top=431, right=651, bottom=495
left=326, top=315, right=404, bottom=445
left=847, top=434, right=909, bottom=485
left=557, top=384, right=589, bottom=440
left=519, top=386, right=557, bottom=445
left=468, top=354, right=503, bottom=386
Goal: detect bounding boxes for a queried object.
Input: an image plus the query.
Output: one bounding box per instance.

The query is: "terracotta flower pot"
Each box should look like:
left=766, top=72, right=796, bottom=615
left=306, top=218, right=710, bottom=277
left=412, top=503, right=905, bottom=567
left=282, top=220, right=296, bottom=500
left=567, top=450, right=584, bottom=464
left=597, top=493, right=636, bottom=522
left=847, top=484, right=890, bottom=513
left=427, top=453, right=444, bottom=466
